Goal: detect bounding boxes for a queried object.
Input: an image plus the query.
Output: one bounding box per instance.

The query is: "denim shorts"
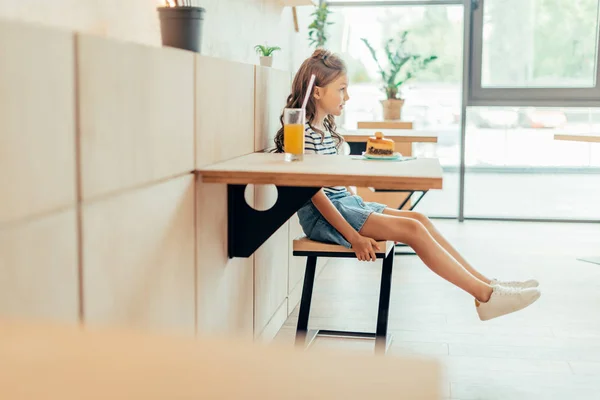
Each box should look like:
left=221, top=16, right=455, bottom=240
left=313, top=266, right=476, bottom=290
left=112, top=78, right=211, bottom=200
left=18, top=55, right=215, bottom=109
left=297, top=191, right=386, bottom=248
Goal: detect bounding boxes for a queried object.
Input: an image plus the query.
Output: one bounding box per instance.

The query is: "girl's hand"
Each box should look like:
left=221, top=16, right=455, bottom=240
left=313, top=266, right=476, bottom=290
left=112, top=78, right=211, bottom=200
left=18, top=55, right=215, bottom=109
left=349, top=234, right=380, bottom=262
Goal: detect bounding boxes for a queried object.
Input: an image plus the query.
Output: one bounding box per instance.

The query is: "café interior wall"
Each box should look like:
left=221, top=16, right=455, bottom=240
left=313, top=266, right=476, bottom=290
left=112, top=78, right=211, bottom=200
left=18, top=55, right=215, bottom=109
left=0, top=0, right=314, bottom=70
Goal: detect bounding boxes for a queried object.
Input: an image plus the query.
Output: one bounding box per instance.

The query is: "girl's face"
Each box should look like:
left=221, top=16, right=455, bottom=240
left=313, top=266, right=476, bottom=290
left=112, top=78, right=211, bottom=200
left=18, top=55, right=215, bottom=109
left=314, top=73, right=350, bottom=117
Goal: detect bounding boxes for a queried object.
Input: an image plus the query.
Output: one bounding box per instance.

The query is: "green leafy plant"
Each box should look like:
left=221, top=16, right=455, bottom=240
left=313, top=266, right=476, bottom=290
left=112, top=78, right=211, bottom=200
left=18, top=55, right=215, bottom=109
left=254, top=44, right=281, bottom=57
left=361, top=31, right=438, bottom=100
left=308, top=3, right=333, bottom=48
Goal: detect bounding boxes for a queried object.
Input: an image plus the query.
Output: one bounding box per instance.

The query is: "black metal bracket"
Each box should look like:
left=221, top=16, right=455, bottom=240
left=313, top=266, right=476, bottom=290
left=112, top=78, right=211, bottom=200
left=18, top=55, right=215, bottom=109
left=227, top=184, right=321, bottom=258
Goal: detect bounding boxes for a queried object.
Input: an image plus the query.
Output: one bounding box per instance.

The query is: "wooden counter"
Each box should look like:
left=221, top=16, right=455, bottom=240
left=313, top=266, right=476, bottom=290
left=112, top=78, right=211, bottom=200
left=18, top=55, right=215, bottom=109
left=199, top=152, right=443, bottom=191
left=199, top=152, right=443, bottom=257
left=0, top=319, right=442, bottom=399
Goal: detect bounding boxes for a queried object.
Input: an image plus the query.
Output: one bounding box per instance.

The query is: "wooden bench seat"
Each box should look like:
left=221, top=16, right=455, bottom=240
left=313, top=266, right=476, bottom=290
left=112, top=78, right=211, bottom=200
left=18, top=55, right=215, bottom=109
left=293, top=236, right=394, bottom=258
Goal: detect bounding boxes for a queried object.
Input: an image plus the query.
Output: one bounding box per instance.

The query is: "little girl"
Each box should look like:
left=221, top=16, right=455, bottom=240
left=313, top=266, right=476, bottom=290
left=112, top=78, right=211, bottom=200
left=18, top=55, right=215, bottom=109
left=274, top=49, right=541, bottom=321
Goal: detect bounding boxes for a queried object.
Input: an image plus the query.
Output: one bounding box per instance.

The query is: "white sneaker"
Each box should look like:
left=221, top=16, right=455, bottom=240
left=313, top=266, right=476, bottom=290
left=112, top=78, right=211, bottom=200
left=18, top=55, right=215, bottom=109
left=476, top=285, right=541, bottom=321
left=490, top=278, right=539, bottom=289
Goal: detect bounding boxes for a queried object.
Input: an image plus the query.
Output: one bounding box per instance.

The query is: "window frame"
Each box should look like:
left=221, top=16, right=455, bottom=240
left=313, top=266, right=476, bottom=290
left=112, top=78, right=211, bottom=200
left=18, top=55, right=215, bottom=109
left=468, top=0, right=600, bottom=107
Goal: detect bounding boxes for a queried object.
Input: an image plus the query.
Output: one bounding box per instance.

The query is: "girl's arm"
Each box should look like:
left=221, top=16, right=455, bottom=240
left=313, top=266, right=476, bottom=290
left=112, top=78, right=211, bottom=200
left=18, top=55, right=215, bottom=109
left=311, top=190, right=380, bottom=261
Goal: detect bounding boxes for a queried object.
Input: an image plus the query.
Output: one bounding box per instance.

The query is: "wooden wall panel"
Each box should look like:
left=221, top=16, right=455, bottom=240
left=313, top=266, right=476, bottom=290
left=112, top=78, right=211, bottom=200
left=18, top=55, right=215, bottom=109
left=257, top=299, right=289, bottom=343
left=254, top=225, right=290, bottom=338
left=195, top=180, right=254, bottom=338
left=0, top=209, right=78, bottom=322
left=288, top=214, right=305, bottom=315
left=0, top=19, right=76, bottom=224
left=195, top=55, right=255, bottom=168
left=82, top=176, right=195, bottom=335
left=253, top=185, right=290, bottom=338
left=77, top=34, right=195, bottom=200
left=195, top=56, right=256, bottom=338
left=252, top=66, right=292, bottom=338
left=254, top=66, right=291, bottom=152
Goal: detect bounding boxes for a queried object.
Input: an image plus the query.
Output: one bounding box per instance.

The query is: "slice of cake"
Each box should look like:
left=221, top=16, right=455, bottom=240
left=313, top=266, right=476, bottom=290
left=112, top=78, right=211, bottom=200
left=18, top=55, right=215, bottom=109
left=366, top=131, right=394, bottom=156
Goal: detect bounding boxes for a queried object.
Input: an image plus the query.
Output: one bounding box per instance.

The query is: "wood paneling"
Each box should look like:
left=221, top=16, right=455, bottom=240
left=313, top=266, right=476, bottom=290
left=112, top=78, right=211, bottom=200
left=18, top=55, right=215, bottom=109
left=195, top=179, right=254, bottom=338
left=0, top=19, right=76, bottom=224
left=254, top=185, right=290, bottom=337
left=194, top=55, right=256, bottom=337
left=195, top=55, right=255, bottom=168
left=82, top=176, right=195, bottom=334
left=256, top=299, right=289, bottom=343
left=77, top=34, right=194, bottom=199
left=252, top=66, right=293, bottom=337
left=288, top=214, right=305, bottom=315
left=0, top=210, right=78, bottom=322
left=254, top=66, right=291, bottom=152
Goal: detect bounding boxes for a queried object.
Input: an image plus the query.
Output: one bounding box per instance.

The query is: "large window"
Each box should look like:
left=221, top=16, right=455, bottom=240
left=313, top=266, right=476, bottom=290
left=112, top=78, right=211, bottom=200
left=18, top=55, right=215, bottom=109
left=481, top=0, right=598, bottom=88
left=470, top=0, right=600, bottom=106
left=325, top=0, right=600, bottom=221
left=464, top=0, right=600, bottom=220
left=464, top=106, right=600, bottom=219
left=327, top=5, right=463, bottom=130
left=326, top=4, right=464, bottom=217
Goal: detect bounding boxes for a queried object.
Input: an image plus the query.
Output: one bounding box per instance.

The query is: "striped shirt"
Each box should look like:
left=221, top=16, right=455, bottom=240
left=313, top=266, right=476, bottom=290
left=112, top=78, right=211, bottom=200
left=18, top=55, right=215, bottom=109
left=304, top=123, right=348, bottom=197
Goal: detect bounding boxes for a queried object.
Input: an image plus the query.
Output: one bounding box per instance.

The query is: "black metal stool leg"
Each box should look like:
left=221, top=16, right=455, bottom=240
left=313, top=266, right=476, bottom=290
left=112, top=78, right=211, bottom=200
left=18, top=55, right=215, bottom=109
left=295, top=256, right=317, bottom=347
left=375, top=250, right=394, bottom=354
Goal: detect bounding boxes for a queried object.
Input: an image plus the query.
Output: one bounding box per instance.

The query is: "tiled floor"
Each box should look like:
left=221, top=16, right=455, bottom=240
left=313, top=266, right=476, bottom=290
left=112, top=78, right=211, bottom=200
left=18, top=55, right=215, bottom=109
left=273, top=220, right=600, bottom=399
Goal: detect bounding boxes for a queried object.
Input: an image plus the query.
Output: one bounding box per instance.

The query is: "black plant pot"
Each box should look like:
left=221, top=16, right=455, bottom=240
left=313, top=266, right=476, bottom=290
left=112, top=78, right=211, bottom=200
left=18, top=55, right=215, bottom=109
left=157, top=6, right=205, bottom=53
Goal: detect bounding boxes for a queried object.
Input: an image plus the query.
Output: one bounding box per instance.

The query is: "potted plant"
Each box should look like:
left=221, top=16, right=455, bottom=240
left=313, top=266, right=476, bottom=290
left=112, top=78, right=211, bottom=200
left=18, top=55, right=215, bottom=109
left=157, top=1, right=206, bottom=53
left=254, top=45, right=281, bottom=67
left=362, top=32, right=437, bottom=121
left=308, top=2, right=333, bottom=49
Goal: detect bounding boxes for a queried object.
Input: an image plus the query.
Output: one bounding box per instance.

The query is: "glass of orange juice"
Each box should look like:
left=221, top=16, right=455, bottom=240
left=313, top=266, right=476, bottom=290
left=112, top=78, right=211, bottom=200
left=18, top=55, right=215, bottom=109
left=283, top=108, right=305, bottom=162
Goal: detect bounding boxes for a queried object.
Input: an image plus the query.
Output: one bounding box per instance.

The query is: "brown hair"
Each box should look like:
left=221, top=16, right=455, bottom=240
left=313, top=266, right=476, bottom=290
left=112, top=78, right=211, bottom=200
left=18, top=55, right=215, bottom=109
left=273, top=49, right=346, bottom=153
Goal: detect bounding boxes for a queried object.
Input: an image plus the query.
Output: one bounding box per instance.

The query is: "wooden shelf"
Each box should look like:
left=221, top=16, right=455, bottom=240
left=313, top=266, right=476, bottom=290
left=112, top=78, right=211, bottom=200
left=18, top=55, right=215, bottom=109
left=198, top=152, right=443, bottom=191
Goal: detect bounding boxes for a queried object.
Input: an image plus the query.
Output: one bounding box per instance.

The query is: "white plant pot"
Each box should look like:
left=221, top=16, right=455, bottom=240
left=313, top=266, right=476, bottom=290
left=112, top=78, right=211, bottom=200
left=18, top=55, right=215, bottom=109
left=260, top=56, right=273, bottom=67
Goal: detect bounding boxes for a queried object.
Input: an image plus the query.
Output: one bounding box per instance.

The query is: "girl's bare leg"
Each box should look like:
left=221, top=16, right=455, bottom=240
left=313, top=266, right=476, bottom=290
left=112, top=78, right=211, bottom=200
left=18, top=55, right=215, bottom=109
left=382, top=209, right=492, bottom=284
left=360, top=212, right=493, bottom=302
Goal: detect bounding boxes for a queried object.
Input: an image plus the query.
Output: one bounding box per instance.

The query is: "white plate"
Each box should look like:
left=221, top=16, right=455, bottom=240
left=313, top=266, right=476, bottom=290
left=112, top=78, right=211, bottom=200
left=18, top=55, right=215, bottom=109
left=362, top=151, right=403, bottom=160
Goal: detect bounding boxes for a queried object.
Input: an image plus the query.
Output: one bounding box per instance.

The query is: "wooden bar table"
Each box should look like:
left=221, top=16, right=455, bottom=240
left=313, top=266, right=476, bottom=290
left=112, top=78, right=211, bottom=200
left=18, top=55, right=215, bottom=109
left=198, top=152, right=443, bottom=258
left=343, top=129, right=439, bottom=158
left=554, top=133, right=600, bottom=143
left=344, top=129, right=439, bottom=212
